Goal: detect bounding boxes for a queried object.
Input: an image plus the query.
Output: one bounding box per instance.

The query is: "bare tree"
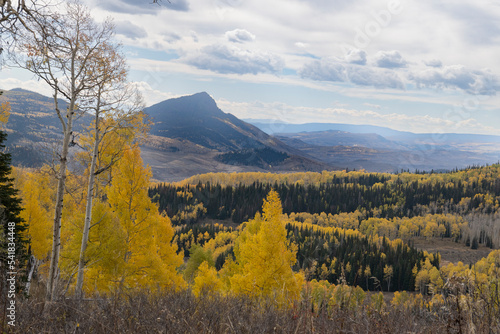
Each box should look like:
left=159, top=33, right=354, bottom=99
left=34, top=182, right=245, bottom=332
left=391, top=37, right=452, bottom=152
left=10, top=1, right=116, bottom=302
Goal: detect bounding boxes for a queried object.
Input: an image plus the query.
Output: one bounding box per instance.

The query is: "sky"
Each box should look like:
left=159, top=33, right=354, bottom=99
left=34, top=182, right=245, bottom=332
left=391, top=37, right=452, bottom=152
left=2, top=0, right=500, bottom=135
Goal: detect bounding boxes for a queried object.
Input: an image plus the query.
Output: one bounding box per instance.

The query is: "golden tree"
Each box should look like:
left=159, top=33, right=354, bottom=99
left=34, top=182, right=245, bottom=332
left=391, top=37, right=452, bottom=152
left=229, top=190, right=303, bottom=305
left=96, top=144, right=185, bottom=292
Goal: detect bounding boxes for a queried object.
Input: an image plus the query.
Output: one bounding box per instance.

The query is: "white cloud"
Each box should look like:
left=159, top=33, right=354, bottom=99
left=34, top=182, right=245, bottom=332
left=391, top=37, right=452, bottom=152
left=294, top=42, right=309, bottom=49
left=347, top=66, right=405, bottom=89
left=94, top=0, right=189, bottom=14
left=130, top=81, right=180, bottom=106
left=373, top=50, right=408, bottom=68
left=299, top=58, right=405, bottom=90
left=225, top=29, right=256, bottom=43
left=184, top=44, right=284, bottom=75
left=364, top=103, right=381, bottom=109
left=345, top=49, right=367, bottom=65
left=424, top=59, right=443, bottom=68
left=114, top=20, right=148, bottom=40
left=299, top=59, right=346, bottom=82
left=410, top=65, right=500, bottom=95
left=0, top=78, right=53, bottom=97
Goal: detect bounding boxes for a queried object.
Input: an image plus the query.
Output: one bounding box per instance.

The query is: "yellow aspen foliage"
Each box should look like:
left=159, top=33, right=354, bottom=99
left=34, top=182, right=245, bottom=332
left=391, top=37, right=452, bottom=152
left=74, top=200, right=124, bottom=294
left=0, top=101, right=10, bottom=124
left=18, top=169, right=55, bottom=260
left=306, top=279, right=333, bottom=311
left=414, top=257, right=442, bottom=295
left=329, top=284, right=366, bottom=311
left=369, top=292, right=386, bottom=314
left=184, top=245, right=214, bottom=282
left=229, top=190, right=304, bottom=305
left=391, top=291, right=412, bottom=309
left=102, top=144, right=185, bottom=292
left=76, top=112, right=148, bottom=187
left=192, top=261, right=223, bottom=297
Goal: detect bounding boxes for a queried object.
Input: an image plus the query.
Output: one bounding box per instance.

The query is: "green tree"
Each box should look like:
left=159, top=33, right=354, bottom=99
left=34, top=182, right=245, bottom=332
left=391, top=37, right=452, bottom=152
left=0, top=129, right=27, bottom=285
left=184, top=244, right=214, bottom=282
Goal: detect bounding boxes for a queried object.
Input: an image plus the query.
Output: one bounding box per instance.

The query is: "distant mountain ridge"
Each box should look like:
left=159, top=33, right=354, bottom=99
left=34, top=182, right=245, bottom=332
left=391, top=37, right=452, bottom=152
left=3, top=88, right=500, bottom=181
left=246, top=119, right=500, bottom=146
left=246, top=119, right=500, bottom=173
left=245, top=120, right=408, bottom=137
left=0, top=88, right=91, bottom=166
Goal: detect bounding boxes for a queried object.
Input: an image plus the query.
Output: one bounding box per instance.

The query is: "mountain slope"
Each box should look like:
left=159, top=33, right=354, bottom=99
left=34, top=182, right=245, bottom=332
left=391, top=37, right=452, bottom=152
left=0, top=88, right=91, bottom=166
left=147, top=92, right=290, bottom=153
left=142, top=93, right=330, bottom=180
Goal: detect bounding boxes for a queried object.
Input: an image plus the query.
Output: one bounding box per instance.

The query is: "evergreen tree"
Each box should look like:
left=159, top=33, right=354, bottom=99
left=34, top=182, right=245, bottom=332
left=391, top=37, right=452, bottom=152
left=0, top=129, right=28, bottom=285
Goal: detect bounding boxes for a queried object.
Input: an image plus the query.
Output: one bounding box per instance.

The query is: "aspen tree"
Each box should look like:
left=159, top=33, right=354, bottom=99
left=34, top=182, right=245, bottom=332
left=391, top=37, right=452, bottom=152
left=104, top=144, right=185, bottom=292
left=12, top=1, right=117, bottom=301
left=74, top=36, right=145, bottom=299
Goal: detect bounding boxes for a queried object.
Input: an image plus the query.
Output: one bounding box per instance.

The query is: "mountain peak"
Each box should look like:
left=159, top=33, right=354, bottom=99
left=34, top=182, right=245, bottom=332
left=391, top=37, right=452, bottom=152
left=192, top=91, right=211, bottom=99
left=148, top=92, right=220, bottom=118
left=145, top=92, right=285, bottom=152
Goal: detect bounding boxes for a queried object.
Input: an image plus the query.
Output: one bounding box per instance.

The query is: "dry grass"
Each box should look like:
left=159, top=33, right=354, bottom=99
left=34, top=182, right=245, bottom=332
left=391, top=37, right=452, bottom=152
left=2, top=276, right=499, bottom=333
left=0, top=285, right=461, bottom=334
left=411, top=237, right=492, bottom=266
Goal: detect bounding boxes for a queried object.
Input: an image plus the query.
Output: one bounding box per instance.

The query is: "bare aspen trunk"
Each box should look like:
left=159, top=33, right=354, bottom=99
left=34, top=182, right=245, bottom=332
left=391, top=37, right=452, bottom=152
left=75, top=117, right=100, bottom=299
left=46, top=100, right=75, bottom=302
left=25, top=255, right=39, bottom=295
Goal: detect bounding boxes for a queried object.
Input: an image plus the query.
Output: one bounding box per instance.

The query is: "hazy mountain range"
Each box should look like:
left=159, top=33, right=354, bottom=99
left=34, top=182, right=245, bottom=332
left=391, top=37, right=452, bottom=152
left=1, top=88, right=499, bottom=181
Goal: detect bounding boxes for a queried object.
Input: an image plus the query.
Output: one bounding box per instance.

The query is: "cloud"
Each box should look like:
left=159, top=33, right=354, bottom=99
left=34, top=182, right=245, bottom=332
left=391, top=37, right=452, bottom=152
left=364, top=103, right=381, bottom=109
left=184, top=44, right=284, bottom=75
left=345, top=49, right=367, bottom=65
left=299, top=59, right=346, bottom=82
left=160, top=0, right=190, bottom=12
left=130, top=81, right=179, bottom=105
left=96, top=0, right=189, bottom=14
left=163, top=33, right=182, bottom=43
left=433, top=3, right=500, bottom=45
left=294, top=42, right=309, bottom=49
left=424, top=59, right=443, bottom=68
left=0, top=78, right=53, bottom=97
left=225, top=29, right=256, bottom=43
left=114, top=20, right=148, bottom=40
left=410, top=65, right=500, bottom=95
left=299, top=58, right=405, bottom=90
left=348, top=66, right=405, bottom=89
left=373, top=50, right=408, bottom=68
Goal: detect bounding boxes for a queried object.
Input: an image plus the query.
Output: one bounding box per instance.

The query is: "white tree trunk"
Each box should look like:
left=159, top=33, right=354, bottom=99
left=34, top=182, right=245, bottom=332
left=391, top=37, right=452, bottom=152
left=46, top=99, right=75, bottom=302
left=75, top=117, right=100, bottom=299
left=25, top=255, right=38, bottom=295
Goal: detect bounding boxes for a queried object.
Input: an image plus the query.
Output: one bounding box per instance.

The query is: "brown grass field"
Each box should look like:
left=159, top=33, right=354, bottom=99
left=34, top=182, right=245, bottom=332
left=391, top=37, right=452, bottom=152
left=411, top=237, right=492, bottom=266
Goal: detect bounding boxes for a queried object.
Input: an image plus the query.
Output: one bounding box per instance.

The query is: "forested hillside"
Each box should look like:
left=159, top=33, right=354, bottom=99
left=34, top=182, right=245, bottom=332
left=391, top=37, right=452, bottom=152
left=150, top=166, right=500, bottom=247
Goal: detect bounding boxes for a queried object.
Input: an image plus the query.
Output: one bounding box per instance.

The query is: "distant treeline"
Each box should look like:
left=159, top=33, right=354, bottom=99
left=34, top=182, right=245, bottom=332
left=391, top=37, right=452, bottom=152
left=149, top=166, right=500, bottom=225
